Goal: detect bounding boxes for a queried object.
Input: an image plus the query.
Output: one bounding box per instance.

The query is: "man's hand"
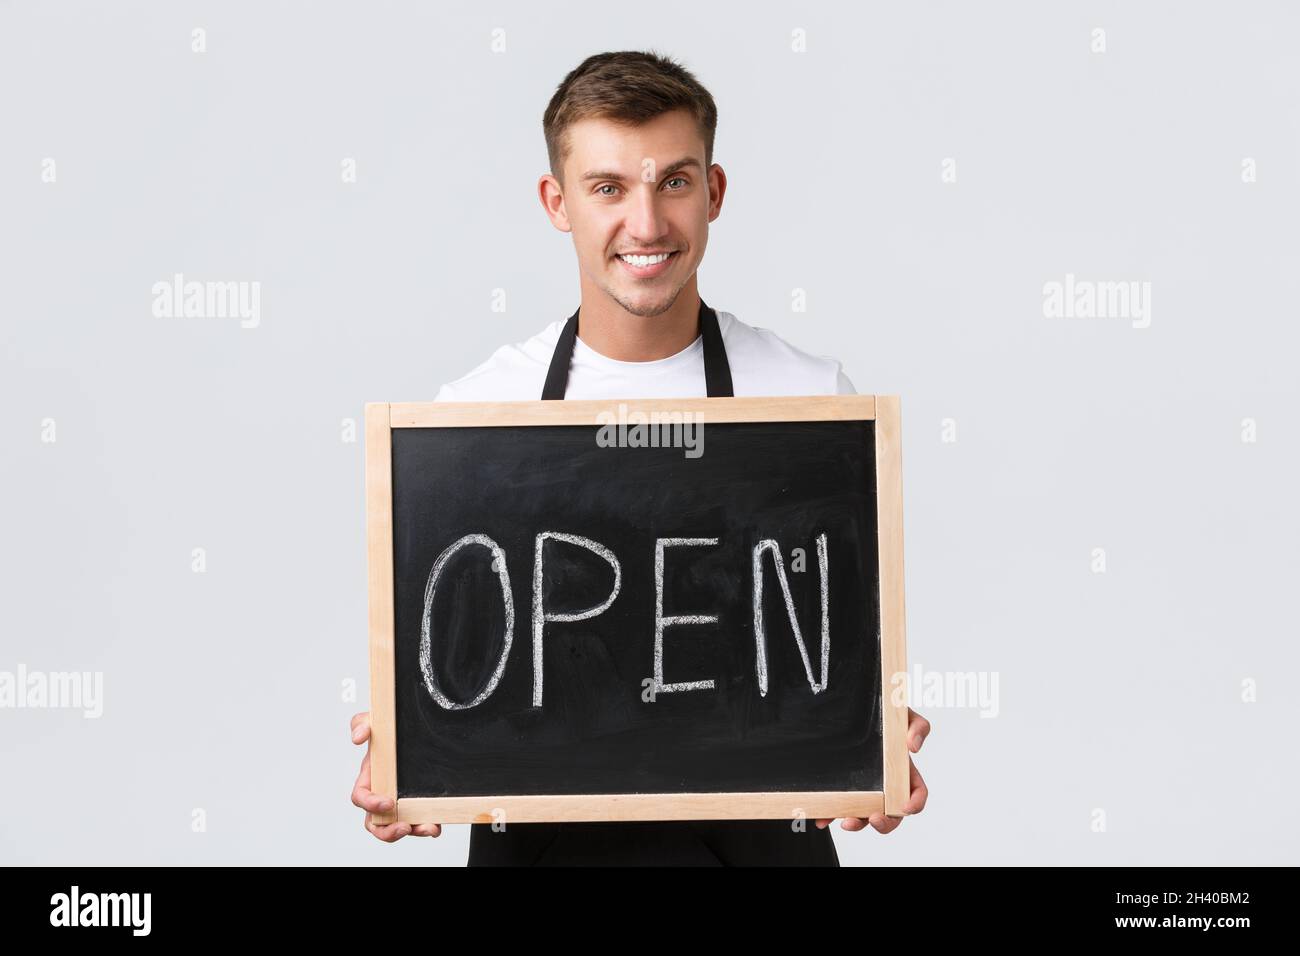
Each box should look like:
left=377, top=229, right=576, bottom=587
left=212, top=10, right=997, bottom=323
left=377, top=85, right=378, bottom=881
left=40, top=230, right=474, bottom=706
left=351, top=711, right=442, bottom=842
left=814, top=707, right=930, bottom=834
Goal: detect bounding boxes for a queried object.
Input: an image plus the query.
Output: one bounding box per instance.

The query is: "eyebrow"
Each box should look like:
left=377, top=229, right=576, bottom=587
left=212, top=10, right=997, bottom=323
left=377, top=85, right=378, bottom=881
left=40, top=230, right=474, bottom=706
left=580, top=157, right=703, bottom=183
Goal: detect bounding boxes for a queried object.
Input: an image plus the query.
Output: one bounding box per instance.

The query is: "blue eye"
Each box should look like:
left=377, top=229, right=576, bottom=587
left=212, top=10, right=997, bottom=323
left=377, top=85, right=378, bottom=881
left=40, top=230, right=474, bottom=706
left=664, top=177, right=687, bottom=189
left=597, top=184, right=618, bottom=196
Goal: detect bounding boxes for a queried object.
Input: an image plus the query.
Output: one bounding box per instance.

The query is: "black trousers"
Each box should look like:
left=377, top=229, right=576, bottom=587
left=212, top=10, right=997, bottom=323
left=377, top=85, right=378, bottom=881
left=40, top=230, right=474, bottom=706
left=467, top=819, right=840, bottom=866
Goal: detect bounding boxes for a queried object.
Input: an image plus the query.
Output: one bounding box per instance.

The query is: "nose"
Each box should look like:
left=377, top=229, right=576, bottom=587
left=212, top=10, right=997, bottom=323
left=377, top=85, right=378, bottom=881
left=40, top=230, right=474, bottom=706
left=623, top=184, right=668, bottom=244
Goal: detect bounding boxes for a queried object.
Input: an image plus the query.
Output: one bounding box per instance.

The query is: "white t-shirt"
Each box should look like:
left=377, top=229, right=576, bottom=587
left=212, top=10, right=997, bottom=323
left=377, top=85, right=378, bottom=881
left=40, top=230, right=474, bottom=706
left=434, top=310, right=857, bottom=401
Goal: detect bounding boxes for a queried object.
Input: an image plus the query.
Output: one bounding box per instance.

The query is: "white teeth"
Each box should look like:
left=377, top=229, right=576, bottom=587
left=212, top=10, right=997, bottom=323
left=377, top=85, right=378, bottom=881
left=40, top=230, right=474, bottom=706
left=619, top=253, right=671, bottom=267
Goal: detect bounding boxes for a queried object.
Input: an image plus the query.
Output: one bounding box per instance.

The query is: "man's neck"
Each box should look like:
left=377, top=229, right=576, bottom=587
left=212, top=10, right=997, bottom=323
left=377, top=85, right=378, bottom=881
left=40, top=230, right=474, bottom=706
left=575, top=279, right=702, bottom=362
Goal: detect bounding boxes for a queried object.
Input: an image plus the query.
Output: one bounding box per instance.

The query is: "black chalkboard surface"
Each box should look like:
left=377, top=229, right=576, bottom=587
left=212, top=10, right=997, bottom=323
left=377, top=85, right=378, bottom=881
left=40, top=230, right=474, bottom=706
left=365, top=397, right=909, bottom=824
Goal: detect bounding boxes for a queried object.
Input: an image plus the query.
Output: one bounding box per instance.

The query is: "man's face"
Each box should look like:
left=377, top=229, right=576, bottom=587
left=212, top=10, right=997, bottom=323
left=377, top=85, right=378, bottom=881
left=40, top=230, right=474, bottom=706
left=542, top=109, right=724, bottom=318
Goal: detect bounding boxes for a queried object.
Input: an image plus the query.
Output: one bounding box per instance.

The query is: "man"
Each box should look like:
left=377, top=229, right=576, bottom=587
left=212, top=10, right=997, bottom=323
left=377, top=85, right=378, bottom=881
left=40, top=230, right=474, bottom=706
left=350, top=50, right=930, bottom=864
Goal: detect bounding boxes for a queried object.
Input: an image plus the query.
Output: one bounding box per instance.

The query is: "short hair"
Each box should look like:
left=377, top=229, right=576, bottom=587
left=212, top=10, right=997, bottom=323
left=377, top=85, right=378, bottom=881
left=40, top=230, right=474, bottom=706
left=543, top=50, right=718, bottom=185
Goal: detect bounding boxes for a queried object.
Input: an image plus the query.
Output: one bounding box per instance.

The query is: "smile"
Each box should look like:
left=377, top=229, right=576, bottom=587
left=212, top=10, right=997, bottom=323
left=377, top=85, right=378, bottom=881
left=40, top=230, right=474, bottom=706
left=615, top=250, right=678, bottom=277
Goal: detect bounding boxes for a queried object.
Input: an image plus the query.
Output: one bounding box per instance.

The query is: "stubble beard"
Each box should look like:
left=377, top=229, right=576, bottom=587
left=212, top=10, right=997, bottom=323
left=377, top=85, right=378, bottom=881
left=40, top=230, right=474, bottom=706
left=604, top=273, right=691, bottom=318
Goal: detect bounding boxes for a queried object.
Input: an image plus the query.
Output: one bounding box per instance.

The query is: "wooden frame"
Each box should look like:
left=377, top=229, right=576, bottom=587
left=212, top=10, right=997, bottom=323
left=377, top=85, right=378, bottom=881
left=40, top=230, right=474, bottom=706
left=365, top=395, right=908, bottom=825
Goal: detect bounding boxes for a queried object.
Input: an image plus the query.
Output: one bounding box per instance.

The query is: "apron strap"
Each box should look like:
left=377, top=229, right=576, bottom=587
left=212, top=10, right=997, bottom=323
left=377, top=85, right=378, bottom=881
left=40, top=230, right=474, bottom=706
left=540, top=306, right=581, bottom=401
left=698, top=300, right=735, bottom=398
left=541, top=299, right=734, bottom=400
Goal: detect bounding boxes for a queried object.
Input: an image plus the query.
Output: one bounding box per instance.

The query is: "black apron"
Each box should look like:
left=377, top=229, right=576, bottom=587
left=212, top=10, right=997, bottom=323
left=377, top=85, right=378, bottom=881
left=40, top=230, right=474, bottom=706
left=467, top=299, right=840, bottom=866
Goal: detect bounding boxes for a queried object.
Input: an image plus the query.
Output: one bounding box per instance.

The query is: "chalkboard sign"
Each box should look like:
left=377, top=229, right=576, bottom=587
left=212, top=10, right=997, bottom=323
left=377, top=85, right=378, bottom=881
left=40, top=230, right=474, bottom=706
left=364, top=396, right=909, bottom=825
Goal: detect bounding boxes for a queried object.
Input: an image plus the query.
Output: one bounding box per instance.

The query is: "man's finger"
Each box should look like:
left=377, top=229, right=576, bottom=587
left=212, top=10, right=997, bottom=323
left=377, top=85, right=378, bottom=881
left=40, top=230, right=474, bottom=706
left=907, top=708, right=930, bottom=752
left=351, top=748, right=396, bottom=813
left=869, top=813, right=902, bottom=835
left=365, top=816, right=411, bottom=842
left=350, top=746, right=372, bottom=810
left=840, top=817, right=869, bottom=832
left=410, top=823, right=442, bottom=838
left=814, top=818, right=833, bottom=829
left=353, top=786, right=395, bottom=814
left=351, top=712, right=371, bottom=744
left=903, top=756, right=929, bottom=815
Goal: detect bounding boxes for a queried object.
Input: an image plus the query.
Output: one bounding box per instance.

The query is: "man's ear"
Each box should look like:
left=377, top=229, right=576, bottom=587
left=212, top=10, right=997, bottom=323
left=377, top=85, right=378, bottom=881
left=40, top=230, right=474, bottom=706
left=538, top=174, right=572, bottom=233
left=707, top=163, right=728, bottom=223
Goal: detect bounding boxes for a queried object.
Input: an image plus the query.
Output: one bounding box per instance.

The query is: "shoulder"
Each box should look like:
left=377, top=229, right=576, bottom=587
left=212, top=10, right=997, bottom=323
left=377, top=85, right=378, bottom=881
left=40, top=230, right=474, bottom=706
left=433, top=321, right=563, bottom=402
left=716, top=311, right=856, bottom=396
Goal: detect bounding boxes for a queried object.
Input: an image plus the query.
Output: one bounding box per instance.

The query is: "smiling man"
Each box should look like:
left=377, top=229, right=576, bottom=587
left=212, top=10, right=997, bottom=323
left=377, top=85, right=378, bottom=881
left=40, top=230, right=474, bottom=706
left=350, top=49, right=930, bottom=865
